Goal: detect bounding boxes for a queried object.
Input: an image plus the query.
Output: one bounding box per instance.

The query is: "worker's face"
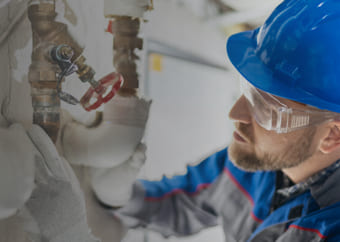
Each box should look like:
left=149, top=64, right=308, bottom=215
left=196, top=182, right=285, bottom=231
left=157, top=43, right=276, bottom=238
left=228, top=95, right=319, bottom=171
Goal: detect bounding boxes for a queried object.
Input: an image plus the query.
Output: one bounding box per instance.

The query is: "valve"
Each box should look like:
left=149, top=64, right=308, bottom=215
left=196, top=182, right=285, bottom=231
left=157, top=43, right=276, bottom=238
left=106, top=19, right=114, bottom=34
left=50, top=44, right=123, bottom=111
left=80, top=72, right=123, bottom=111
left=105, top=17, right=142, bottom=90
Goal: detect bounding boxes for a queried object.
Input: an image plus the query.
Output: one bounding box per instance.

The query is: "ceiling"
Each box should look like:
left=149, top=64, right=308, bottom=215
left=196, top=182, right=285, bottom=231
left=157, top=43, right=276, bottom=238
left=173, top=0, right=282, bottom=31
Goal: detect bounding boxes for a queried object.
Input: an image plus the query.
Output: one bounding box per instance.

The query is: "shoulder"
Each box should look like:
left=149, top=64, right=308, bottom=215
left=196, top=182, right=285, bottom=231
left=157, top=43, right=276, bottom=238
left=285, top=202, right=340, bottom=241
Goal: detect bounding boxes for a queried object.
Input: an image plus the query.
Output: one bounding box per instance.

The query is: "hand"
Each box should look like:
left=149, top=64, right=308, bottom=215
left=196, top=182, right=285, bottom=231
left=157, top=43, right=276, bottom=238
left=0, top=124, right=35, bottom=219
left=90, top=143, right=147, bottom=207
left=25, top=125, right=99, bottom=242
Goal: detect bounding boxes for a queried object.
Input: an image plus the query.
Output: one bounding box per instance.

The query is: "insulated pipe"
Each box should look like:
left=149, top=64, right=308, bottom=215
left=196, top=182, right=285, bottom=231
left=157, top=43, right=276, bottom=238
left=63, top=95, right=151, bottom=168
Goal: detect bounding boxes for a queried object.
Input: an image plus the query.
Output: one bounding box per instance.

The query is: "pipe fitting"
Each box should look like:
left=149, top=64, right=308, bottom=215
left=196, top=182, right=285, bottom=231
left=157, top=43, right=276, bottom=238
left=28, top=2, right=83, bottom=142
left=106, top=17, right=143, bottom=95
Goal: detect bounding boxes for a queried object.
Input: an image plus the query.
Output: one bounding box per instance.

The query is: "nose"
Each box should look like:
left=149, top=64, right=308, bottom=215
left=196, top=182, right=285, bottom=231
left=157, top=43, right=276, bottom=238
left=228, top=95, right=252, bottom=124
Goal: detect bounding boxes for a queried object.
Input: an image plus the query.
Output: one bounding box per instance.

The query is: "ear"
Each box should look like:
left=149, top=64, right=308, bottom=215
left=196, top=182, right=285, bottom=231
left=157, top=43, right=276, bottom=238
left=320, top=121, right=340, bottom=154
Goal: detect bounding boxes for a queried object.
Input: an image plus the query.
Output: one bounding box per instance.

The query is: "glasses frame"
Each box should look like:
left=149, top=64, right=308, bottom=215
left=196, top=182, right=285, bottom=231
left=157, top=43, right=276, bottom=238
left=240, top=77, right=339, bottom=133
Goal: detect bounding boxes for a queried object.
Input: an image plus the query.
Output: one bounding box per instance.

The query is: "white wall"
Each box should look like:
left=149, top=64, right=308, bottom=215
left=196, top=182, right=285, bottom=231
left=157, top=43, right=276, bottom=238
left=142, top=54, right=237, bottom=179
left=141, top=0, right=229, bottom=69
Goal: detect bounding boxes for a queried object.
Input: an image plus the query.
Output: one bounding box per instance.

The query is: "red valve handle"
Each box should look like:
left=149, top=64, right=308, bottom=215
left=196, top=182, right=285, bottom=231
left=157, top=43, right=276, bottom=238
left=80, top=72, right=124, bottom=111
left=106, top=20, right=114, bottom=34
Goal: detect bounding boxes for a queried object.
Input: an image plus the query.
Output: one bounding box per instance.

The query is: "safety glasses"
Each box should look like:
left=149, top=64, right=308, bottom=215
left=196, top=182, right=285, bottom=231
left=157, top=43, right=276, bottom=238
left=240, top=76, right=339, bottom=133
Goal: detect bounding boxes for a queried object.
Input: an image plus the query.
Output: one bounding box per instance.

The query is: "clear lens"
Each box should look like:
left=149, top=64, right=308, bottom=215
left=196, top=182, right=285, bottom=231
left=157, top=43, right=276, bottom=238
left=239, top=76, right=338, bottom=133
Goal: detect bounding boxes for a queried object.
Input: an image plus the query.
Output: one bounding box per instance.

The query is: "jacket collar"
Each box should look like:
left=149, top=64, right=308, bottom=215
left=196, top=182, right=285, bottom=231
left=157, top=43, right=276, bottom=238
left=275, top=159, right=340, bottom=208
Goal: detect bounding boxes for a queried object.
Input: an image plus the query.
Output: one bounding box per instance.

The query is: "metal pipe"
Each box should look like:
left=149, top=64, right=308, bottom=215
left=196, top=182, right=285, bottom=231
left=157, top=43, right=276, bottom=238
left=108, top=16, right=143, bottom=96
left=27, top=2, right=84, bottom=142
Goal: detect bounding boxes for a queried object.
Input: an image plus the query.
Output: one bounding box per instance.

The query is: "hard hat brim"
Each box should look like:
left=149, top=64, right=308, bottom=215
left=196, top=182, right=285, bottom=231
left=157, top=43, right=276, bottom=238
left=226, top=29, right=340, bottom=113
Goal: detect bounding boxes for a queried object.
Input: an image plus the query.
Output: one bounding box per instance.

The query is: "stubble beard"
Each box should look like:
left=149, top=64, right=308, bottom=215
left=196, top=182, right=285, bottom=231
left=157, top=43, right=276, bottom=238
left=228, top=124, right=317, bottom=172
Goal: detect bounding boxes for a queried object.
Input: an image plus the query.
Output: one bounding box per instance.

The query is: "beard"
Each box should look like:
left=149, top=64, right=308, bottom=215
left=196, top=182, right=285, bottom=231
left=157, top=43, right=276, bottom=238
left=228, top=123, right=317, bottom=172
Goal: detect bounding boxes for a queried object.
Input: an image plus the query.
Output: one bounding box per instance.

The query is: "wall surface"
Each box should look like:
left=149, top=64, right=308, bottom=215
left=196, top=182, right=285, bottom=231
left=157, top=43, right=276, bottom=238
left=141, top=0, right=229, bottom=69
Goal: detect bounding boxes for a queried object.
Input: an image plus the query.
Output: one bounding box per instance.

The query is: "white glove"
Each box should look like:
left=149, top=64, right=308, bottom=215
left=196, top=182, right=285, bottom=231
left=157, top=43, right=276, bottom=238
left=0, top=124, right=35, bottom=219
left=62, top=95, right=151, bottom=168
left=90, top=143, right=146, bottom=207
left=24, top=125, right=99, bottom=242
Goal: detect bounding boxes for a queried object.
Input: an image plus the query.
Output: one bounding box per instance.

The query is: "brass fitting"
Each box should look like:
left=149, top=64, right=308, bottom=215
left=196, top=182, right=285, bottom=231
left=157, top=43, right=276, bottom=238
left=109, top=16, right=143, bottom=96
left=74, top=56, right=96, bottom=85
left=28, top=2, right=84, bottom=143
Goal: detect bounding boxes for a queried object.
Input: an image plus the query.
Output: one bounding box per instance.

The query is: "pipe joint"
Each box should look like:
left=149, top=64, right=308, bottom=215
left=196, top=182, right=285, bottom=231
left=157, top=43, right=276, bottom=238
left=106, top=17, right=143, bottom=91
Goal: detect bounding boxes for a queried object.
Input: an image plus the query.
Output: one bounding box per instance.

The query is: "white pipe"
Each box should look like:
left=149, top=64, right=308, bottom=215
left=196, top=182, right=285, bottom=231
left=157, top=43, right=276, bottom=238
left=104, top=0, right=151, bottom=18
left=62, top=96, right=151, bottom=168
left=63, top=122, right=145, bottom=167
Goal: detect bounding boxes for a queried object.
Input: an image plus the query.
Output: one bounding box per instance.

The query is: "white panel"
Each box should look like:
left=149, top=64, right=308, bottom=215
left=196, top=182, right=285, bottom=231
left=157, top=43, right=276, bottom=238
left=142, top=53, right=239, bottom=179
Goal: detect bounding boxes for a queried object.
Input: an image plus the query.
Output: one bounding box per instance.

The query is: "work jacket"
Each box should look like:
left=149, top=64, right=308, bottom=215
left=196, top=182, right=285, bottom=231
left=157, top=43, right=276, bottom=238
left=114, top=147, right=340, bottom=241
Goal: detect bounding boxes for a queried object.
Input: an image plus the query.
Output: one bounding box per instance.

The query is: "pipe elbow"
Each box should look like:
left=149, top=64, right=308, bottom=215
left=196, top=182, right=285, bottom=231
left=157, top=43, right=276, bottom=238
left=62, top=121, right=145, bottom=168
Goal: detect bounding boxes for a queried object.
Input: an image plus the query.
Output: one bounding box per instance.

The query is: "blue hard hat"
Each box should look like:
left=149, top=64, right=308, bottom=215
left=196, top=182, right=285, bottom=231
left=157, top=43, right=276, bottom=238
left=227, top=0, right=340, bottom=113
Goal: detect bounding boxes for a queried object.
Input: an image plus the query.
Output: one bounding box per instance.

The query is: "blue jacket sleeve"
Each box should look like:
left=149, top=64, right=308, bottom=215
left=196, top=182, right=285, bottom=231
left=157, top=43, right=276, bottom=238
left=112, top=147, right=229, bottom=237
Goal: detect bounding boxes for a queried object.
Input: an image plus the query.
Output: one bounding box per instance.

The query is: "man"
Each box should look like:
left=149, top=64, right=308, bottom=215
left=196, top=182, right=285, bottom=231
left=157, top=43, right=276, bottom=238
left=98, top=0, right=340, bottom=241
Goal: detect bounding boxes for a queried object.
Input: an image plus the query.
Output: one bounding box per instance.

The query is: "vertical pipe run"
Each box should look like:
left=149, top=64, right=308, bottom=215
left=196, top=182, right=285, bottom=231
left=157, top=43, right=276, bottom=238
left=28, top=3, right=60, bottom=143
left=111, top=17, right=143, bottom=96
left=28, top=2, right=84, bottom=142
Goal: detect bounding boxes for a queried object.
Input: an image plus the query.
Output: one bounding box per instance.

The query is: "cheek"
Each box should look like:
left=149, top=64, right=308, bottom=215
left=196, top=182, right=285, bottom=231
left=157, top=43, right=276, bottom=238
left=307, top=128, right=323, bottom=152
left=253, top=123, right=291, bottom=154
